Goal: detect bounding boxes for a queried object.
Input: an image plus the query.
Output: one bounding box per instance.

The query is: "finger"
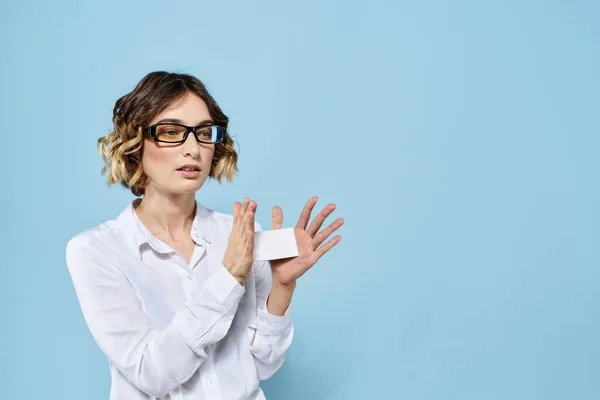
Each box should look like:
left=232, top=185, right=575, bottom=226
left=238, top=198, right=249, bottom=225
left=313, top=218, right=344, bottom=248
left=307, top=203, right=336, bottom=237
left=246, top=222, right=255, bottom=250
left=296, top=196, right=318, bottom=230
left=247, top=200, right=256, bottom=218
left=232, top=203, right=245, bottom=236
left=234, top=199, right=249, bottom=235
left=242, top=198, right=249, bottom=214
left=272, top=206, right=283, bottom=230
left=246, top=202, right=255, bottom=227
left=314, top=235, right=342, bottom=260
left=233, top=202, right=241, bottom=223
left=246, top=207, right=255, bottom=246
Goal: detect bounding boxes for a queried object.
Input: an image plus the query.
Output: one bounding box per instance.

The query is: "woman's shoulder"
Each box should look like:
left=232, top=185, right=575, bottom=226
left=65, top=208, right=131, bottom=267
left=66, top=222, right=121, bottom=262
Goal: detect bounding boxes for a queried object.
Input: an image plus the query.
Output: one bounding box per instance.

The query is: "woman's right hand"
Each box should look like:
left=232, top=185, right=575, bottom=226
left=222, top=198, right=256, bottom=284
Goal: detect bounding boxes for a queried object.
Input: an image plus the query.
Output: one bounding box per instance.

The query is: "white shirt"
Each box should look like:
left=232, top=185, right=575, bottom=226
left=66, top=199, right=293, bottom=400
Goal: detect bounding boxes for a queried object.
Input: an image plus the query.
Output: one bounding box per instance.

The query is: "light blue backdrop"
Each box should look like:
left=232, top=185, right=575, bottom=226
left=1, top=0, right=598, bottom=399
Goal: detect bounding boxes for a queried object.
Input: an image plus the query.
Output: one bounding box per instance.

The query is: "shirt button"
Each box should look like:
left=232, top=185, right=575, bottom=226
left=187, top=274, right=194, bottom=281
left=207, top=379, right=213, bottom=385
left=259, top=317, right=265, bottom=324
left=194, top=232, right=201, bottom=238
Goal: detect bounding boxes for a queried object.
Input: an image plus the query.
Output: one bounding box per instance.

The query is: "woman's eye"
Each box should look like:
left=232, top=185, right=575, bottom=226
left=165, top=130, right=179, bottom=136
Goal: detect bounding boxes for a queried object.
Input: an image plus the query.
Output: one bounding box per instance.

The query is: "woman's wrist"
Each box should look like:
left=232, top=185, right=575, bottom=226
left=222, top=261, right=246, bottom=285
left=266, top=281, right=296, bottom=316
left=271, top=275, right=297, bottom=291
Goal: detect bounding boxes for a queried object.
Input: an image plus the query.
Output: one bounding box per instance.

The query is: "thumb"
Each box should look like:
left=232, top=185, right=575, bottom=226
left=272, top=206, right=283, bottom=230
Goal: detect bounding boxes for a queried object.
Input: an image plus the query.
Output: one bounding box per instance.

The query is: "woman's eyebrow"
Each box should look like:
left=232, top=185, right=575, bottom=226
left=157, top=118, right=214, bottom=125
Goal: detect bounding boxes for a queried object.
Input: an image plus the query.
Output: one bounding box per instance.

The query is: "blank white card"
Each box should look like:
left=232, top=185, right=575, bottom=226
left=253, top=228, right=299, bottom=261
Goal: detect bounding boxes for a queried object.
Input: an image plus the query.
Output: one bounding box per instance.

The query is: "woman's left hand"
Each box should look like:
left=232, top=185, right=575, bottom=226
left=268, top=196, right=344, bottom=288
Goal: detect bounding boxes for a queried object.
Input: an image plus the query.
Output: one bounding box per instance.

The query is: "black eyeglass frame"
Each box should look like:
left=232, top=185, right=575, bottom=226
left=142, top=122, right=226, bottom=144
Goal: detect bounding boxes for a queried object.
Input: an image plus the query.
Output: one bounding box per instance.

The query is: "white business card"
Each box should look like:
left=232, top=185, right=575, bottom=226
left=253, top=228, right=299, bottom=261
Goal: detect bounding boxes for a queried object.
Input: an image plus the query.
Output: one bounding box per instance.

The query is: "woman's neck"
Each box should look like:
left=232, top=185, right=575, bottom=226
left=134, top=188, right=196, bottom=239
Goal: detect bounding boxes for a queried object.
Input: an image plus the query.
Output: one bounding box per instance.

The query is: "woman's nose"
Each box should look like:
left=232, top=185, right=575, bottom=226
left=181, top=131, right=200, bottom=157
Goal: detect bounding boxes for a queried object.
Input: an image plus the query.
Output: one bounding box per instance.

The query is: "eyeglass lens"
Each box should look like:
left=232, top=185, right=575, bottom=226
left=155, top=124, right=221, bottom=143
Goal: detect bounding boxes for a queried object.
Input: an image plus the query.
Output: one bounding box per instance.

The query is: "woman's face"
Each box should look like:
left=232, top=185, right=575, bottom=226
left=142, top=92, right=216, bottom=195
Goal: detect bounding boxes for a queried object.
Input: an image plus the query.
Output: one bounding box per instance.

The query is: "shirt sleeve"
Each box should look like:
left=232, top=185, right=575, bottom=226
left=66, top=233, right=244, bottom=398
left=248, top=222, right=294, bottom=380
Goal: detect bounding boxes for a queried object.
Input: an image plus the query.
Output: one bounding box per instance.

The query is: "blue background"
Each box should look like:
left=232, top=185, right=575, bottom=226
left=1, top=1, right=599, bottom=399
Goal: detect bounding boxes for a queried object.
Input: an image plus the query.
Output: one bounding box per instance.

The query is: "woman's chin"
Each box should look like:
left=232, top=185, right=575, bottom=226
left=172, top=179, right=206, bottom=194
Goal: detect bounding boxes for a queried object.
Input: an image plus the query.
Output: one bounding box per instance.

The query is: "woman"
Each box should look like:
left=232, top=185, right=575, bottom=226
left=66, top=71, right=344, bottom=400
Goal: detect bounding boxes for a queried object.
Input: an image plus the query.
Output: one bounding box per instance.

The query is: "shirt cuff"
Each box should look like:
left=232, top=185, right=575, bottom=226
left=173, top=264, right=245, bottom=353
left=256, top=298, right=292, bottom=335
left=210, top=264, right=245, bottom=307
left=185, top=263, right=245, bottom=316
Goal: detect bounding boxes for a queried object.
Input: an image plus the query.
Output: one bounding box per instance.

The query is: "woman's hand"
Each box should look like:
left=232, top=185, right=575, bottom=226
left=222, top=198, right=256, bottom=284
left=269, top=196, right=344, bottom=288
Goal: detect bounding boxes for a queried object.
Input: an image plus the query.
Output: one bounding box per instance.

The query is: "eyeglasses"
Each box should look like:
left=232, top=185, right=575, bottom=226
left=142, top=123, right=225, bottom=144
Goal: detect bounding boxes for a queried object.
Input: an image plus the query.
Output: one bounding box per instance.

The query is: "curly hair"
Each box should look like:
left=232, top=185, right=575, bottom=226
left=97, top=71, right=238, bottom=197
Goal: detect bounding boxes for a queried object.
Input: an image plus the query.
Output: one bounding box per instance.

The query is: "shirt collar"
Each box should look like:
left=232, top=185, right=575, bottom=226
left=191, top=202, right=213, bottom=244
left=115, top=199, right=213, bottom=257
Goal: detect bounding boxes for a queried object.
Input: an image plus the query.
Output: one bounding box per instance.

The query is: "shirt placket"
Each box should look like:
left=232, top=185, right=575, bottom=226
left=201, top=364, right=223, bottom=400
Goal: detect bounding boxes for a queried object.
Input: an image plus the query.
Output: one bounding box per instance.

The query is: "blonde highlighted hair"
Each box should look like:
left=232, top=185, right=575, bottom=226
left=98, top=71, right=238, bottom=196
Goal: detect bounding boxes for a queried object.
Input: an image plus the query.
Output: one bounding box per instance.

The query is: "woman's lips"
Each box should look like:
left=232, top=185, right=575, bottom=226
left=177, top=168, right=200, bottom=178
